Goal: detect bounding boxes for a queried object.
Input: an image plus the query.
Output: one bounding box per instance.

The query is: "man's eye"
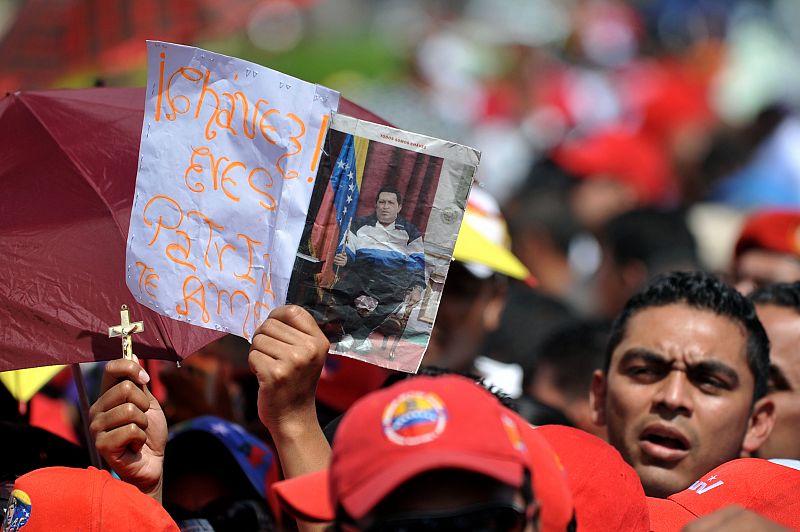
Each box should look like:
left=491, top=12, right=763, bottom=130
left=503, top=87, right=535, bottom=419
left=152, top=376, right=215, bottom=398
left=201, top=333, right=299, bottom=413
left=696, top=375, right=728, bottom=392
left=628, top=366, right=658, bottom=379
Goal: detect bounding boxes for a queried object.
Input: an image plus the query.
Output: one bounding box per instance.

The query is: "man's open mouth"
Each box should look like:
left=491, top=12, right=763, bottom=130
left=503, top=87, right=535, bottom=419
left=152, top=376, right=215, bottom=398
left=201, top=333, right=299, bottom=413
left=639, top=425, right=691, bottom=460
left=642, top=433, right=688, bottom=451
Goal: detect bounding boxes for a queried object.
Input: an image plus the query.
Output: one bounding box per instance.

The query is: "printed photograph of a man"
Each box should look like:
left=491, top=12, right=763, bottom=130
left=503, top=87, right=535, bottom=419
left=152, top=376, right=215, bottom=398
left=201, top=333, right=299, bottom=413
left=286, top=114, right=478, bottom=372
left=286, top=126, right=442, bottom=362
left=331, top=185, right=426, bottom=353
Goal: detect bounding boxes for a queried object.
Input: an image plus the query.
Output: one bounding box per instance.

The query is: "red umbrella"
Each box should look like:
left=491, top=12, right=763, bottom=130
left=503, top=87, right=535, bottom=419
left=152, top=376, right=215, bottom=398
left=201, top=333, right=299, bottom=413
left=0, top=87, right=224, bottom=371
left=0, top=86, right=387, bottom=371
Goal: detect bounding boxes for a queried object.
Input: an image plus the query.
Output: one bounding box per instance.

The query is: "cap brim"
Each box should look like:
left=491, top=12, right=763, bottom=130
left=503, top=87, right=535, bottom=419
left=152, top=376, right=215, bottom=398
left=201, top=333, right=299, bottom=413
left=340, top=450, right=524, bottom=520
left=454, top=222, right=530, bottom=281
left=647, top=496, right=696, bottom=531
left=273, top=469, right=335, bottom=523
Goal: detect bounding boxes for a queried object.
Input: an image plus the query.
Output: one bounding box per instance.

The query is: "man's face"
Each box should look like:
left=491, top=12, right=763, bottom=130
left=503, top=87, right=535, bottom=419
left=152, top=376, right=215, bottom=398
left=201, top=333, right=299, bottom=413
left=734, top=249, right=800, bottom=294
left=590, top=303, right=760, bottom=498
left=376, top=192, right=401, bottom=225
left=755, top=303, right=800, bottom=459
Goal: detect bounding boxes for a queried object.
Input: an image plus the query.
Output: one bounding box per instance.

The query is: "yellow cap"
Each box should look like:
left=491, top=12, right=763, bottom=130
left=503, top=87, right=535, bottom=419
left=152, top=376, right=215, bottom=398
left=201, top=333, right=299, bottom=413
left=453, top=187, right=530, bottom=281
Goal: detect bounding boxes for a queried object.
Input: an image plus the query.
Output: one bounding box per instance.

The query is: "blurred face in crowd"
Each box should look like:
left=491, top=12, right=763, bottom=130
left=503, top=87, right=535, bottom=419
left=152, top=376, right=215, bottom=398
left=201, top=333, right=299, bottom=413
left=424, top=263, right=505, bottom=372
left=376, top=192, right=402, bottom=226
left=593, top=250, right=643, bottom=319
left=571, top=179, right=637, bottom=232
left=528, top=363, right=607, bottom=440
left=754, top=303, right=800, bottom=459
left=734, top=249, right=800, bottom=294
left=590, top=303, right=775, bottom=498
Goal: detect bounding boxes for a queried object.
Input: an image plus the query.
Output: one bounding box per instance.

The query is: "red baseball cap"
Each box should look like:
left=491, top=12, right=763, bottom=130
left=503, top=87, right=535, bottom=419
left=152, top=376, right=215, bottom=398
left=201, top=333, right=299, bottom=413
left=734, top=209, right=800, bottom=258
left=2, top=466, right=178, bottom=531
left=537, top=425, right=649, bottom=531
left=506, top=414, right=577, bottom=531
left=648, top=458, right=800, bottom=531
left=273, top=375, right=574, bottom=529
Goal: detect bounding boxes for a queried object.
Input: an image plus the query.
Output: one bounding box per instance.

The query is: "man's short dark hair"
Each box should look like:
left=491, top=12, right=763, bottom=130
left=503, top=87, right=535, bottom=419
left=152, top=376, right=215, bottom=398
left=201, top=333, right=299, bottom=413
left=377, top=186, right=402, bottom=206
left=749, top=281, right=800, bottom=312
left=604, top=271, right=770, bottom=400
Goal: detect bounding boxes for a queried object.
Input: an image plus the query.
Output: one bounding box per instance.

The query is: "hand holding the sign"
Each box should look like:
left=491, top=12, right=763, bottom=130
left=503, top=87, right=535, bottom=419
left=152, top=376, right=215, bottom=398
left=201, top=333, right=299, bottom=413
left=89, top=357, right=167, bottom=502
left=249, top=305, right=328, bottom=437
left=333, top=252, right=348, bottom=267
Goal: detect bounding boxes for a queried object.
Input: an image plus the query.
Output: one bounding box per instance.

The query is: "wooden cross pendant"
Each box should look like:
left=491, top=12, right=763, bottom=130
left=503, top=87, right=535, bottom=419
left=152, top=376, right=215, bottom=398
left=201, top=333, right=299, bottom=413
left=108, top=304, right=144, bottom=360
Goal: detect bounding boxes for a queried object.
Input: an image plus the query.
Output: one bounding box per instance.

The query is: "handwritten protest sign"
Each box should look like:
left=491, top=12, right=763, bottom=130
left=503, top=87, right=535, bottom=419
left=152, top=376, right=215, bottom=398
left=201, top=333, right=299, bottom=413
left=126, top=41, right=339, bottom=339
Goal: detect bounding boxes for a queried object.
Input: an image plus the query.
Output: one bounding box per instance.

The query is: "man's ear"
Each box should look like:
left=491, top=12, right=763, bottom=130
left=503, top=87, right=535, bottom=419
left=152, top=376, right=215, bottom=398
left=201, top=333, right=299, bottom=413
left=589, top=369, right=608, bottom=427
left=741, top=395, right=776, bottom=454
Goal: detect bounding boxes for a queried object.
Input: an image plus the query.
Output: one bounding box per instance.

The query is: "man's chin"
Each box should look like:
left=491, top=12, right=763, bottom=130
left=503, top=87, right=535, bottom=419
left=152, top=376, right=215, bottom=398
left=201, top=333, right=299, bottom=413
left=636, top=463, right=694, bottom=499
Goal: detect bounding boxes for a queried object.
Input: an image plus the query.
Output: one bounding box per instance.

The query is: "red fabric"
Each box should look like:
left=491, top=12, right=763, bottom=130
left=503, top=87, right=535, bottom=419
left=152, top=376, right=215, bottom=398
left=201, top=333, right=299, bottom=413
left=553, top=127, right=675, bottom=205
left=538, top=425, right=649, bottom=531
left=647, top=458, right=800, bottom=531
left=641, top=67, right=713, bottom=142
left=8, top=466, right=178, bottom=531
left=29, top=394, right=79, bottom=445
left=734, top=209, right=800, bottom=258
left=316, top=355, right=389, bottom=413
left=510, top=416, right=578, bottom=531
left=309, top=177, right=341, bottom=289
left=274, top=375, right=575, bottom=530
left=619, top=58, right=715, bottom=143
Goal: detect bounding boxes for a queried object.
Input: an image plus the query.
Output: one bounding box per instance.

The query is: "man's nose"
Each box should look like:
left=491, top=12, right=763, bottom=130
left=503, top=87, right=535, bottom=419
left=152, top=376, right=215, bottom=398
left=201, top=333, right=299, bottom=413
left=653, top=370, right=693, bottom=417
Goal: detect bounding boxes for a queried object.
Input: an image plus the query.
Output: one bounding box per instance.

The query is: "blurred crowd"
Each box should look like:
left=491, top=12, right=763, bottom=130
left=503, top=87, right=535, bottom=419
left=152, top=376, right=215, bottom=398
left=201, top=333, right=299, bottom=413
left=3, top=0, right=800, bottom=530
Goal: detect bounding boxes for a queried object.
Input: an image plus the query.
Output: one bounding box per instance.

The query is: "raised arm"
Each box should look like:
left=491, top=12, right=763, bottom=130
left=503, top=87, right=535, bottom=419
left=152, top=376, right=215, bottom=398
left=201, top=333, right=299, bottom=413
left=249, top=305, right=331, bottom=476
left=249, top=305, right=331, bottom=531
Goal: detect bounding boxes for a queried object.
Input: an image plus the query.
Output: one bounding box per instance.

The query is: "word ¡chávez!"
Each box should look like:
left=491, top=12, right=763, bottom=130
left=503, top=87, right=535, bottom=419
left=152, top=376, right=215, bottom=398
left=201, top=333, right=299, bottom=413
left=153, top=51, right=327, bottom=181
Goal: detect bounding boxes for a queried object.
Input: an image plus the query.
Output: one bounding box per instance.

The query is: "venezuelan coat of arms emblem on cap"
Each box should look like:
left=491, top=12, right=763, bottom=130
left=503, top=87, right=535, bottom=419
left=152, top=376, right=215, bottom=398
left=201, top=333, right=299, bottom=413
left=382, top=391, right=447, bottom=446
left=3, top=489, right=31, bottom=531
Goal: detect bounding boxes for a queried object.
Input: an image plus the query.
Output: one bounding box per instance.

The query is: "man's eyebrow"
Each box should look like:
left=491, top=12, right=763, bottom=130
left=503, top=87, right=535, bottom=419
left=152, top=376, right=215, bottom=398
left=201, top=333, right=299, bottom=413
left=618, top=350, right=741, bottom=383
left=689, top=359, right=740, bottom=386
left=618, top=348, right=667, bottom=366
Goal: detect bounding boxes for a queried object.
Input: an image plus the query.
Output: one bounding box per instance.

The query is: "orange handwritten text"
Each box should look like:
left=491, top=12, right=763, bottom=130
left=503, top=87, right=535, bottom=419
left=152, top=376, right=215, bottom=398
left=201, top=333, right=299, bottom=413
left=142, top=196, right=244, bottom=273
left=208, top=282, right=252, bottom=338
left=175, top=275, right=210, bottom=323
left=154, top=51, right=310, bottom=179
left=183, top=146, right=277, bottom=210
left=143, top=195, right=183, bottom=246
left=276, top=113, right=305, bottom=180
left=135, top=261, right=160, bottom=298
left=234, top=234, right=263, bottom=284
